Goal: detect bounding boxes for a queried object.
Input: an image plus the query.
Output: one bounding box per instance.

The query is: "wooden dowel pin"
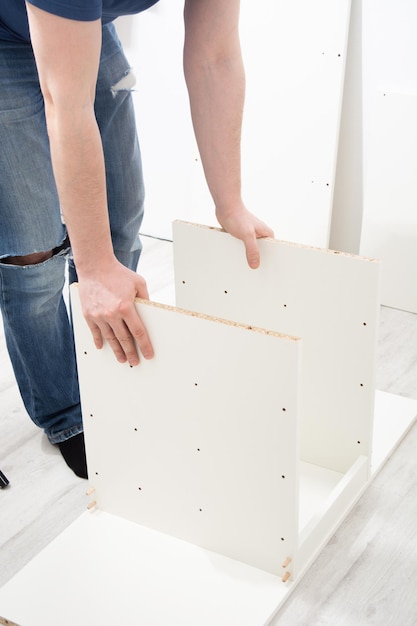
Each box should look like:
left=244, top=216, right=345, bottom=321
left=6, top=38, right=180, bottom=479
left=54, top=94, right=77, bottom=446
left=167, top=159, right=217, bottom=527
left=282, top=571, right=291, bottom=583
left=87, top=500, right=97, bottom=510
left=282, top=556, right=292, bottom=568
left=85, top=487, right=95, bottom=496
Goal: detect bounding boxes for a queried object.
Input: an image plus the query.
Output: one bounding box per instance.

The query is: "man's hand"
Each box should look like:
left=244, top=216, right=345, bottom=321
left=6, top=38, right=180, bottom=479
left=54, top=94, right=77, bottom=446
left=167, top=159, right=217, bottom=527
left=216, top=202, right=274, bottom=269
left=183, top=0, right=274, bottom=267
left=78, top=260, right=154, bottom=366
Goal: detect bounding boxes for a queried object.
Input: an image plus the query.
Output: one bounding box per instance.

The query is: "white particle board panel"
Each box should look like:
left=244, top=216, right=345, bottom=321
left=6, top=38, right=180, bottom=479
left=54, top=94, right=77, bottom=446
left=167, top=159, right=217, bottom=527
left=173, top=221, right=381, bottom=474
left=70, top=286, right=301, bottom=577
left=117, top=0, right=351, bottom=247
left=0, top=510, right=290, bottom=626
left=360, top=91, right=417, bottom=313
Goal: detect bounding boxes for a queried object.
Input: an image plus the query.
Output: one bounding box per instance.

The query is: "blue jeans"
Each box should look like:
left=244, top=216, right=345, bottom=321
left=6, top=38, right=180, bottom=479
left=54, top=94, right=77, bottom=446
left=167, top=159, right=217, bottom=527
left=0, top=24, right=145, bottom=443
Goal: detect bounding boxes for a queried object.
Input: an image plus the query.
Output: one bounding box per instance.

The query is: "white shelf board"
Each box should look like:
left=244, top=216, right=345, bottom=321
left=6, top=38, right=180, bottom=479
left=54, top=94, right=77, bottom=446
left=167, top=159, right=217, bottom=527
left=0, top=509, right=292, bottom=626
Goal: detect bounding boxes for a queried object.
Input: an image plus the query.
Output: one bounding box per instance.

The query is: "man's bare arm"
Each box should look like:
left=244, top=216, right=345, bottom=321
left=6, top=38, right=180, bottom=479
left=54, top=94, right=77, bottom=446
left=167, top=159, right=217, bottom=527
left=25, top=3, right=153, bottom=365
left=183, top=0, right=274, bottom=268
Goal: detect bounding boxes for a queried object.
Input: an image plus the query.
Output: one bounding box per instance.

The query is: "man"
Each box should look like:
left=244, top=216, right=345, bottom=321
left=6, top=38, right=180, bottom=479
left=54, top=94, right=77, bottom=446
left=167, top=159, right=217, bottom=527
left=0, top=0, right=273, bottom=478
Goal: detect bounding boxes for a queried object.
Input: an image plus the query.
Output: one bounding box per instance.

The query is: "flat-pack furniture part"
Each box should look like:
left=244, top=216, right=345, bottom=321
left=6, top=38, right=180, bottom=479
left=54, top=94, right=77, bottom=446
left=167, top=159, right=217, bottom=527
left=0, top=222, right=416, bottom=626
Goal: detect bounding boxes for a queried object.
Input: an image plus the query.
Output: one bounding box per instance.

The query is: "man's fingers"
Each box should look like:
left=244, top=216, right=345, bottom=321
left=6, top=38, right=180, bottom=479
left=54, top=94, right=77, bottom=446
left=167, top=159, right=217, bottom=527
left=86, top=319, right=104, bottom=350
left=245, top=234, right=261, bottom=269
left=135, top=274, right=150, bottom=300
left=86, top=319, right=131, bottom=363
left=85, top=308, right=153, bottom=366
left=261, top=225, right=275, bottom=239
left=123, top=308, right=154, bottom=361
left=245, top=219, right=275, bottom=268
left=216, top=204, right=274, bottom=270
left=78, top=266, right=154, bottom=365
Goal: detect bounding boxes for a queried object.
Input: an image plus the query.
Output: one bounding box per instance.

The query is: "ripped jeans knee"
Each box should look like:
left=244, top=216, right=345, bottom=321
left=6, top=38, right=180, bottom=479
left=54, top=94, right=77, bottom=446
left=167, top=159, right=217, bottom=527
left=0, top=235, right=70, bottom=267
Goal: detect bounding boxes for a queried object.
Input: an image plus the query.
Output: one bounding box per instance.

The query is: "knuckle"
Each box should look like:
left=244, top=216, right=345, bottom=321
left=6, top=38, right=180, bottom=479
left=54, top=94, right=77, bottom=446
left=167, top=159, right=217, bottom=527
left=117, top=301, right=131, bottom=317
left=104, top=335, right=118, bottom=344
left=132, top=325, right=147, bottom=341
left=118, top=335, right=134, bottom=347
left=137, top=276, right=147, bottom=290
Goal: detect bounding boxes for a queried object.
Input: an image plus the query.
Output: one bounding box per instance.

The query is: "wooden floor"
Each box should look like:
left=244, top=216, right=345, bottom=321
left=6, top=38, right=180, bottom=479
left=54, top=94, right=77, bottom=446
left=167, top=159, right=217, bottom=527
left=1, top=235, right=416, bottom=626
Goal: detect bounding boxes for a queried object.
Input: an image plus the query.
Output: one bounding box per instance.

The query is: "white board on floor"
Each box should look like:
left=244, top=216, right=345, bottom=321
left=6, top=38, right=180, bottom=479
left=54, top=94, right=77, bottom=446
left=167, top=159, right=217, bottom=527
left=360, top=91, right=417, bottom=313
left=117, top=0, right=351, bottom=247
left=173, top=221, right=381, bottom=474
left=0, top=510, right=290, bottom=626
left=70, top=287, right=301, bottom=577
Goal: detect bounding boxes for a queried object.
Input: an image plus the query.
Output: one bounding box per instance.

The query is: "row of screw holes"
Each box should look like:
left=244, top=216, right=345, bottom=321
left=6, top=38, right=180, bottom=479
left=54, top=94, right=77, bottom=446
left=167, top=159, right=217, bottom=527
left=89, top=469, right=285, bottom=541
left=179, top=287, right=370, bottom=329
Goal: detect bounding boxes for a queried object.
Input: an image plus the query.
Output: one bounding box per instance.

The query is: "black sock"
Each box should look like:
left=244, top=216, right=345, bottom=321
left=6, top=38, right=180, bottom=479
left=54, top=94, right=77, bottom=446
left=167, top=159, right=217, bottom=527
left=57, top=432, right=88, bottom=479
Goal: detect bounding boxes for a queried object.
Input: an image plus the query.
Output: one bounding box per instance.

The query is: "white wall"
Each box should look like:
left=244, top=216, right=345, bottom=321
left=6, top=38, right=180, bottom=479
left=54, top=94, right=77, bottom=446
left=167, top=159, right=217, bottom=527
left=362, top=0, right=417, bottom=129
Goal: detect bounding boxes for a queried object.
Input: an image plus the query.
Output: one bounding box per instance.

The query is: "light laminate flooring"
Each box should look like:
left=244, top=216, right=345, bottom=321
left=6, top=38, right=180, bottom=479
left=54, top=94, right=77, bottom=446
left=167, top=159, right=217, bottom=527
left=0, top=235, right=416, bottom=626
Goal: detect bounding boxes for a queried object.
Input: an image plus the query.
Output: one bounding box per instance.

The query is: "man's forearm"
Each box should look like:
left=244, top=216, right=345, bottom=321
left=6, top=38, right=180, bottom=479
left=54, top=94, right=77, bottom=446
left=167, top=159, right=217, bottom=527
left=183, top=0, right=273, bottom=268
left=46, top=105, right=116, bottom=276
left=26, top=4, right=115, bottom=276
left=183, top=1, right=246, bottom=217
